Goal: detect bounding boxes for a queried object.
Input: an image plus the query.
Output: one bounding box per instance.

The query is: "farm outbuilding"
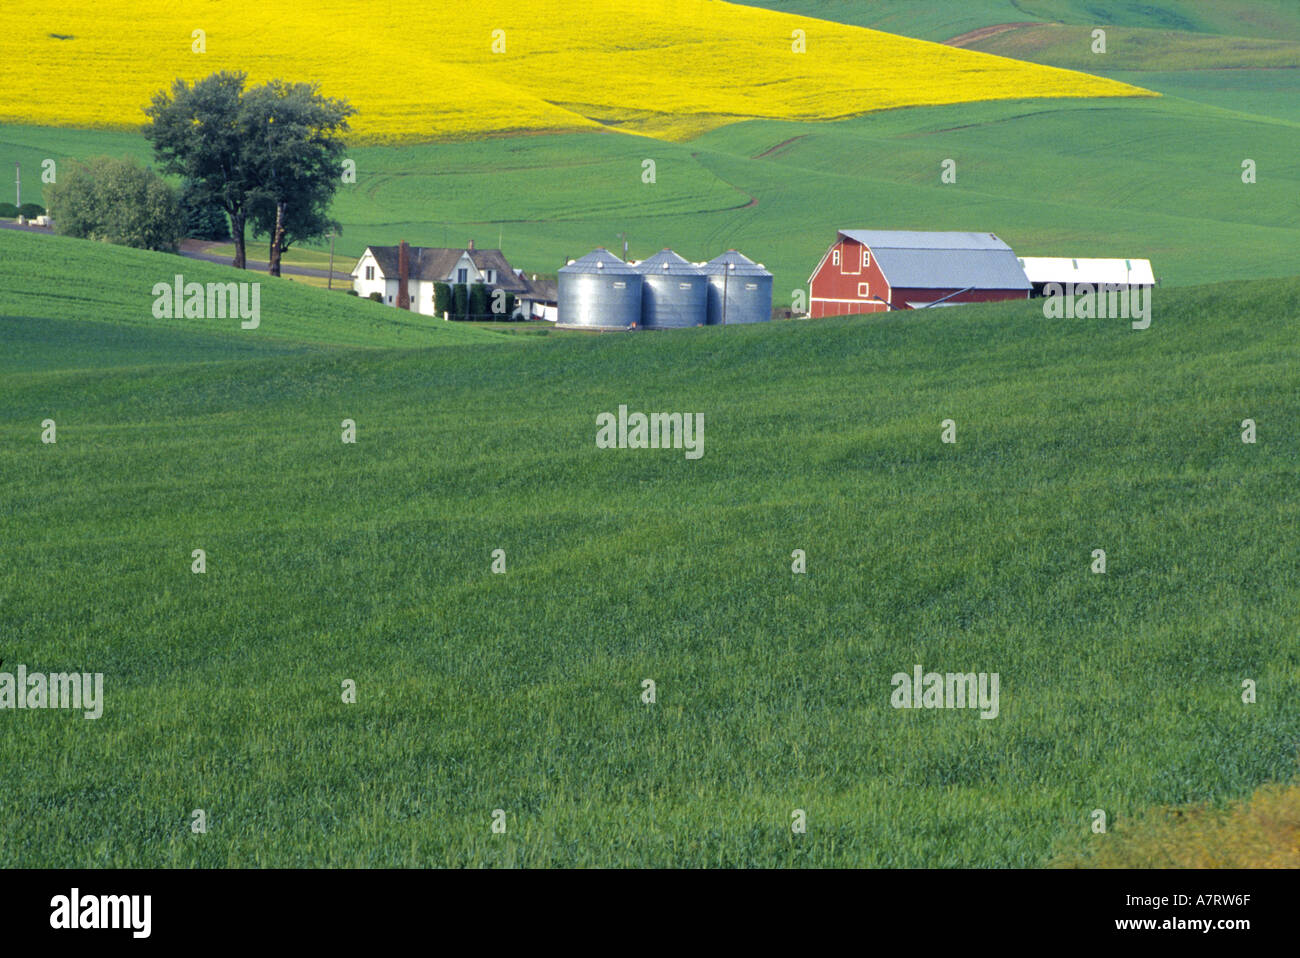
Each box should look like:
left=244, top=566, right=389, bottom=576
left=635, top=250, right=708, bottom=328
left=1018, top=257, right=1156, bottom=297
left=557, top=249, right=643, bottom=330
left=703, top=251, right=772, bottom=325
left=808, top=230, right=1031, bottom=317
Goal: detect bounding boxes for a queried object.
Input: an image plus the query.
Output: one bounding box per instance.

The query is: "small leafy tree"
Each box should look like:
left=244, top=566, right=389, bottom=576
left=45, top=156, right=183, bottom=251
left=452, top=283, right=468, bottom=320
left=18, top=202, right=46, bottom=219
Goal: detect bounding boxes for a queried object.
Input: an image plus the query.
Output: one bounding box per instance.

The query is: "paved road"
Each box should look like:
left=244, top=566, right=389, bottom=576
left=180, top=239, right=352, bottom=283
left=1, top=223, right=352, bottom=284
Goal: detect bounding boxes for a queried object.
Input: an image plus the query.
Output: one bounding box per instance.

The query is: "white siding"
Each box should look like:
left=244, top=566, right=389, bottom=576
left=351, top=250, right=387, bottom=300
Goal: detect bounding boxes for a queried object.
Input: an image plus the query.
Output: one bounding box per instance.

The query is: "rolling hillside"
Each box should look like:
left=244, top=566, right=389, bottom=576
left=752, top=0, right=1300, bottom=43
left=0, top=230, right=497, bottom=352
left=4, top=1, right=1294, bottom=313
left=1, top=234, right=1296, bottom=866
left=752, top=0, right=1300, bottom=125
left=5, top=83, right=1296, bottom=309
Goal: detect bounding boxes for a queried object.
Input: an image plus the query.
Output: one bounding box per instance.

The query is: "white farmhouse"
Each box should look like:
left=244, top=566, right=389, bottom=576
left=351, top=239, right=556, bottom=320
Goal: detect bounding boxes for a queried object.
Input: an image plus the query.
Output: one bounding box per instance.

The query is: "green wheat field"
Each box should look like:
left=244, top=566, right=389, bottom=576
left=1, top=230, right=1296, bottom=866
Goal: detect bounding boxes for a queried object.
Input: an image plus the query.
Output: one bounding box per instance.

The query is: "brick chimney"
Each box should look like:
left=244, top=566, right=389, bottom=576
left=467, top=239, right=475, bottom=251
left=397, top=240, right=410, bottom=310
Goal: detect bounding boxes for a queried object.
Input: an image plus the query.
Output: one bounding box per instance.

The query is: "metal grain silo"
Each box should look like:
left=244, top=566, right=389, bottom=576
left=635, top=249, right=707, bottom=329
left=703, top=250, right=773, bottom=325
left=557, top=249, right=642, bottom=330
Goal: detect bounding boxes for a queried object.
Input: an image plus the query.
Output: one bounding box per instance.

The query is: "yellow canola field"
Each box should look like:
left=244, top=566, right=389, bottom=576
left=0, top=0, right=1151, bottom=142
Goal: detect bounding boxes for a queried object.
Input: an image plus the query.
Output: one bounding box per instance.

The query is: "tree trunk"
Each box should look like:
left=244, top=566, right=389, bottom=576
left=231, top=210, right=247, bottom=269
left=268, top=201, right=287, bottom=277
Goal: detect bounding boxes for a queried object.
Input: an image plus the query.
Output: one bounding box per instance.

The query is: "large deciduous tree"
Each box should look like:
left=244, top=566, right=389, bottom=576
left=241, top=80, right=353, bottom=277
left=144, top=71, right=253, bottom=267
left=144, top=73, right=353, bottom=274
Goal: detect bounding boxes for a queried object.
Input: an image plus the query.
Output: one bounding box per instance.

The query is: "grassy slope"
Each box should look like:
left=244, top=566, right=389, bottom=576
left=750, top=2, right=1300, bottom=124
left=1, top=228, right=1297, bottom=864
left=966, top=25, right=1300, bottom=71
left=1104, top=70, right=1300, bottom=125
left=0, top=230, right=500, bottom=352
left=747, top=1, right=1300, bottom=42
left=958, top=26, right=1300, bottom=125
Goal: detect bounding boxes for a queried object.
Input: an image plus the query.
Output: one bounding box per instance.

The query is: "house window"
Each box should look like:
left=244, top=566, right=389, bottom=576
left=487, top=270, right=496, bottom=284
left=365, top=266, right=374, bottom=280
left=857, top=282, right=870, bottom=298
left=612, top=281, right=627, bottom=289
left=832, top=249, right=840, bottom=266
left=457, top=268, right=468, bottom=284
left=745, top=283, right=758, bottom=290
left=862, top=249, right=871, bottom=268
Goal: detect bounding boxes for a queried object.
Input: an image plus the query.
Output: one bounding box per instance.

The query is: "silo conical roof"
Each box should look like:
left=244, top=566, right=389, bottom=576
left=702, top=250, right=771, bottom=276
left=635, top=249, right=702, bottom=275
left=560, top=248, right=639, bottom=275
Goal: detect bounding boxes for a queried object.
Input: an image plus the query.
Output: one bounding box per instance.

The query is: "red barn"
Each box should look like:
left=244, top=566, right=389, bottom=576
left=807, top=230, right=1031, bottom=317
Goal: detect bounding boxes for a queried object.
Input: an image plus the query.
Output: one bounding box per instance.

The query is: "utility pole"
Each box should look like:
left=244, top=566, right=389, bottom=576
left=616, top=232, right=628, bottom=261
left=327, top=231, right=337, bottom=290
left=722, top=262, right=730, bottom=325
left=15, top=162, right=20, bottom=208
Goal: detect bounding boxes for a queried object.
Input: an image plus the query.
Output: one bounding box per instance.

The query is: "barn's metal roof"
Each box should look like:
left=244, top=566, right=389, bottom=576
left=702, top=250, right=771, bottom=276
left=559, top=248, right=639, bottom=275
left=1018, top=256, right=1155, bottom=286
left=837, top=230, right=1030, bottom=291
left=874, top=248, right=1030, bottom=290
left=840, top=230, right=1012, bottom=251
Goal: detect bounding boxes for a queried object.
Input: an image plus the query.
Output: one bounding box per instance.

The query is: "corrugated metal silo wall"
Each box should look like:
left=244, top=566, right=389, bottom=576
left=557, top=271, right=643, bottom=329
left=706, top=273, right=773, bottom=324
left=640, top=270, right=707, bottom=328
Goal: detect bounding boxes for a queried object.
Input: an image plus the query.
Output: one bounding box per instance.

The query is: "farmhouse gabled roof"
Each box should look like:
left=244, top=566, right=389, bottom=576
left=1017, top=256, right=1155, bottom=286
left=360, top=245, right=530, bottom=290
left=831, top=229, right=1031, bottom=291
